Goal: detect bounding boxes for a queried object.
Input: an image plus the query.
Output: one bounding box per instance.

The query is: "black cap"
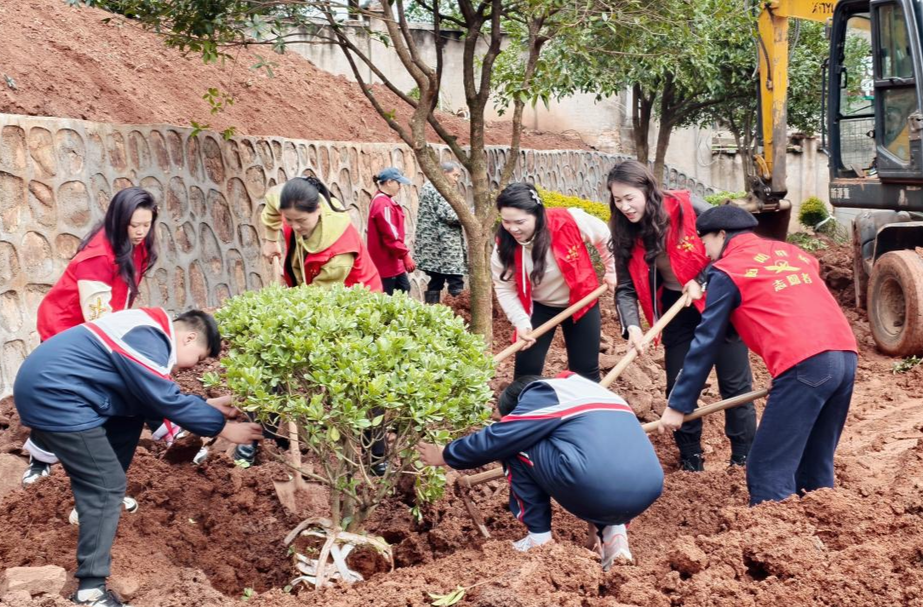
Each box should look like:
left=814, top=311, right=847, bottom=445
left=696, top=205, right=759, bottom=235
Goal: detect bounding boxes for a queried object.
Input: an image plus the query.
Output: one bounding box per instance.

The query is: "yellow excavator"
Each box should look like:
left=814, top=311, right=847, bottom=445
left=737, top=0, right=923, bottom=356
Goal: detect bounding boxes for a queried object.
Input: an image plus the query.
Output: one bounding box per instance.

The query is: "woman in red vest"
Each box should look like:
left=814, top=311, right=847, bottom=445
left=37, top=187, right=157, bottom=340
left=367, top=167, right=416, bottom=295
left=261, top=176, right=382, bottom=292
left=492, top=182, right=617, bottom=381
left=24, top=187, right=159, bottom=486
left=607, top=160, right=756, bottom=472
left=244, top=176, right=383, bottom=468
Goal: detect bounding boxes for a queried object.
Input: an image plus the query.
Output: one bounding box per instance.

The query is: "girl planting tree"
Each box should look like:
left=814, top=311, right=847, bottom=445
left=492, top=182, right=617, bottom=382
left=607, top=159, right=756, bottom=472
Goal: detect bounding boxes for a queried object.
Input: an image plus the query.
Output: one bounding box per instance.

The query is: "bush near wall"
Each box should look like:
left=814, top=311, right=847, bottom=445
left=538, top=188, right=610, bottom=222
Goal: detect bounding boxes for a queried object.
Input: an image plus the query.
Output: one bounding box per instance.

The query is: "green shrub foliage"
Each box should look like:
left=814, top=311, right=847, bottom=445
left=798, top=196, right=830, bottom=230
left=704, top=191, right=747, bottom=206
left=214, top=284, right=494, bottom=530
left=538, top=188, right=610, bottom=221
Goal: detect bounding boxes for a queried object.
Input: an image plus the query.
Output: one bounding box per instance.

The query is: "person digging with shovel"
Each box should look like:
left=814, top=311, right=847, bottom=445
left=13, top=308, right=264, bottom=607
left=662, top=205, right=858, bottom=506
left=417, top=372, right=663, bottom=571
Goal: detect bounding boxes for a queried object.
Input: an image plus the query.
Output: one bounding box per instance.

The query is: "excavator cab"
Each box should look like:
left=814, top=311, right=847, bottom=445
left=828, top=0, right=923, bottom=184
left=828, top=0, right=923, bottom=356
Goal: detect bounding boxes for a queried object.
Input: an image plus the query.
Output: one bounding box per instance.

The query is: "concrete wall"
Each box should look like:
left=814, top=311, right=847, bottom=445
left=0, top=113, right=717, bottom=397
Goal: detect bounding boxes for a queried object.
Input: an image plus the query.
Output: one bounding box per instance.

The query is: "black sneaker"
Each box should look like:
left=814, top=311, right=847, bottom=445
left=729, top=454, right=748, bottom=467
left=233, top=443, right=257, bottom=468
left=370, top=461, right=389, bottom=477
left=21, top=457, right=51, bottom=487
left=679, top=454, right=705, bottom=472
left=71, top=588, right=131, bottom=606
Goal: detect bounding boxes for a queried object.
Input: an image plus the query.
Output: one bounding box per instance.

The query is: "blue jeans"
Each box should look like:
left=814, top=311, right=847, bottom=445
left=747, top=350, right=857, bottom=506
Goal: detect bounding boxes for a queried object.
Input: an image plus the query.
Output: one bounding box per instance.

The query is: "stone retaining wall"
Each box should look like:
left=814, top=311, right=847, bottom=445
left=0, top=113, right=716, bottom=396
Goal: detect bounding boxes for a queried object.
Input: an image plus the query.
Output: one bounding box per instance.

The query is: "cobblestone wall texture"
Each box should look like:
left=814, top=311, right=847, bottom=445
left=0, top=113, right=715, bottom=396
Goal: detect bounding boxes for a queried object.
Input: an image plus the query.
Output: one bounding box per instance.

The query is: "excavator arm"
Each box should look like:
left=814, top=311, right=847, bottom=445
left=733, top=1, right=837, bottom=238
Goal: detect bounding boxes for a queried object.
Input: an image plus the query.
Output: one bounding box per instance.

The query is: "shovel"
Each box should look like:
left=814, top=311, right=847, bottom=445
left=264, top=256, right=313, bottom=513
left=493, top=284, right=608, bottom=364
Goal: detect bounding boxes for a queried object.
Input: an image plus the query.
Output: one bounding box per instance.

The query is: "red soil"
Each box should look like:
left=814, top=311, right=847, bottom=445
left=3, top=240, right=923, bottom=606
left=0, top=0, right=586, bottom=151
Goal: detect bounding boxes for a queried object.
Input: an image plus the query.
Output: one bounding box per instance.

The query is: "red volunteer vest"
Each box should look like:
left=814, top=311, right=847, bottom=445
left=282, top=223, right=383, bottom=292
left=713, top=233, right=858, bottom=377
left=627, top=191, right=709, bottom=327
left=513, top=208, right=599, bottom=322
left=37, top=230, right=149, bottom=341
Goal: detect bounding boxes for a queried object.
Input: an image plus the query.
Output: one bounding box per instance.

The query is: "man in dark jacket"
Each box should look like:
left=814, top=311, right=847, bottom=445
left=14, top=307, right=263, bottom=607
left=417, top=373, right=663, bottom=571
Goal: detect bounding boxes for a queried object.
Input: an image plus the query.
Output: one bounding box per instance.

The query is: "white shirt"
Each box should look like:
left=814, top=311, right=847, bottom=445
left=491, top=208, right=615, bottom=330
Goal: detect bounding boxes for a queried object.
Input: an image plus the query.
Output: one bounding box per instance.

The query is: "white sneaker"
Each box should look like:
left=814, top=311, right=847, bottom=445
left=599, top=525, right=632, bottom=571
left=69, top=497, right=139, bottom=526
left=21, top=457, right=51, bottom=487
left=511, top=532, right=552, bottom=552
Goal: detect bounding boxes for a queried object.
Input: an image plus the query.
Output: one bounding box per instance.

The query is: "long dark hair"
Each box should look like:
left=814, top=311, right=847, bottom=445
left=606, top=160, right=679, bottom=265
left=495, top=183, right=551, bottom=285
left=280, top=175, right=346, bottom=213
left=79, top=187, right=158, bottom=300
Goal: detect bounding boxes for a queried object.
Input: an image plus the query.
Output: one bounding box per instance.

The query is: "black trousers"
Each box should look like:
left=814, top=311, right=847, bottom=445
left=424, top=271, right=465, bottom=295
left=514, top=301, right=601, bottom=382
left=382, top=272, right=411, bottom=296
left=32, top=416, right=145, bottom=582
left=660, top=288, right=756, bottom=459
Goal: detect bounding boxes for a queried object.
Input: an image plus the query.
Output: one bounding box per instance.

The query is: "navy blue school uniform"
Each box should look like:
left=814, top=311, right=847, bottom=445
left=444, top=373, right=663, bottom=533
left=14, top=308, right=226, bottom=588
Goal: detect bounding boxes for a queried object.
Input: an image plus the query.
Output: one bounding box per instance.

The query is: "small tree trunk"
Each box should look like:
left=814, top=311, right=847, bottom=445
left=465, top=225, right=494, bottom=343
left=631, top=84, right=653, bottom=165
left=653, top=121, right=674, bottom=184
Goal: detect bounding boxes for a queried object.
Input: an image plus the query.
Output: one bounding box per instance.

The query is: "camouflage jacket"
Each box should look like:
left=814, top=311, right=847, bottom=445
left=414, top=181, right=467, bottom=275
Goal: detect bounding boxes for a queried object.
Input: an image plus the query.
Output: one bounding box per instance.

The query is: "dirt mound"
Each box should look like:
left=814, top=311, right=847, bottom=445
left=0, top=0, right=586, bottom=151
left=4, top=244, right=923, bottom=606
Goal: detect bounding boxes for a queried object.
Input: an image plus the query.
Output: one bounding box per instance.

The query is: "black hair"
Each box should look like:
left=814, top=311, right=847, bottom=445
left=606, top=160, right=682, bottom=265
left=495, top=183, right=551, bottom=286
left=497, top=375, right=545, bottom=416
left=79, top=187, right=158, bottom=303
left=174, top=310, right=222, bottom=358
left=279, top=176, right=345, bottom=213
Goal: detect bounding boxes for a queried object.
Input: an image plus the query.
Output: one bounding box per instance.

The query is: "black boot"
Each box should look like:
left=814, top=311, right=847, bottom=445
left=729, top=453, right=748, bottom=467
left=424, top=290, right=441, bottom=305
left=679, top=453, right=705, bottom=472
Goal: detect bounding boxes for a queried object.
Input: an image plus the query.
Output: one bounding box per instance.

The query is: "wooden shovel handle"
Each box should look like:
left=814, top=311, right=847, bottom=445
left=641, top=388, right=769, bottom=433
left=600, top=293, right=690, bottom=388
left=493, top=284, right=608, bottom=364
left=458, top=387, right=769, bottom=488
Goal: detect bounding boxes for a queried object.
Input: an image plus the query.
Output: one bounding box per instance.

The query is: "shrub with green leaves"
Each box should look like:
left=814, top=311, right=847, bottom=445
left=798, top=196, right=830, bottom=230
left=704, top=191, right=747, bottom=206
left=538, top=188, right=610, bottom=222
left=213, top=284, right=494, bottom=531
